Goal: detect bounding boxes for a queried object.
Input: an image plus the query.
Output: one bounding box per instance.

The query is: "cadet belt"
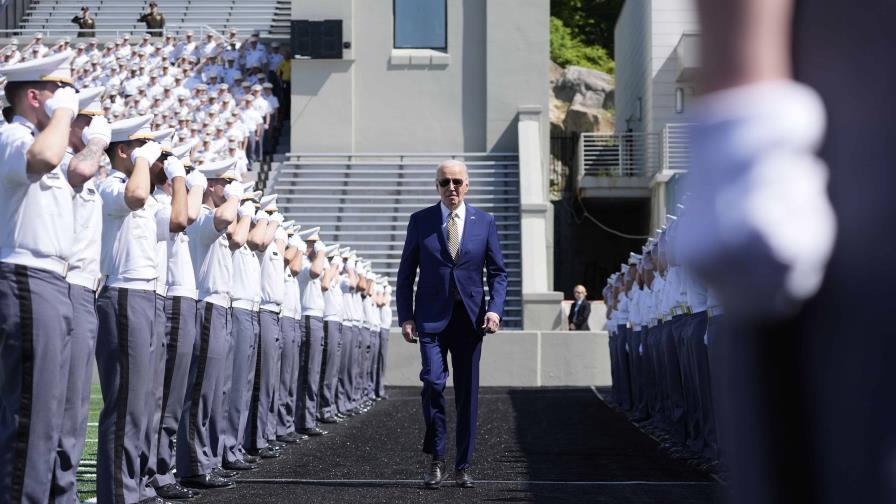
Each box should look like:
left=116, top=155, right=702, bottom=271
left=167, top=286, right=199, bottom=299
left=260, top=302, right=281, bottom=314
left=202, top=292, right=231, bottom=308
left=232, top=299, right=260, bottom=311
left=0, top=248, right=69, bottom=277
left=66, top=271, right=101, bottom=291
left=155, top=280, right=168, bottom=297
left=708, top=306, right=724, bottom=318
left=105, top=275, right=156, bottom=291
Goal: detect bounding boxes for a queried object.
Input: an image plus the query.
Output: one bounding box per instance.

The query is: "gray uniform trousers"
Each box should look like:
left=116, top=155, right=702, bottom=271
left=50, top=284, right=97, bottom=503
left=354, top=327, right=371, bottom=402
left=212, top=308, right=235, bottom=466
left=336, top=323, right=354, bottom=413
left=221, top=307, right=258, bottom=464
left=246, top=308, right=280, bottom=448
left=0, top=264, right=73, bottom=503
left=151, top=296, right=198, bottom=487
left=276, top=315, right=300, bottom=437
left=176, top=301, right=229, bottom=478
left=319, top=320, right=343, bottom=419
left=350, top=325, right=365, bottom=406
left=296, top=315, right=324, bottom=429
left=614, top=325, right=632, bottom=410
left=95, top=286, right=156, bottom=504
left=138, top=293, right=168, bottom=500
left=375, top=328, right=389, bottom=398
left=366, top=327, right=380, bottom=400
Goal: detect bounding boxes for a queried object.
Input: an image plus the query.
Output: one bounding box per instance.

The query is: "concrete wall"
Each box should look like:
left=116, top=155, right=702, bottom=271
left=614, top=0, right=651, bottom=134
left=385, top=329, right=612, bottom=387
left=291, top=0, right=549, bottom=154
left=649, top=0, right=699, bottom=131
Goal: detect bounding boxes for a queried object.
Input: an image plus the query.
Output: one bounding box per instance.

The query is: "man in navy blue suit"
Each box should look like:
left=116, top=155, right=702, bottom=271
left=396, top=160, right=508, bottom=490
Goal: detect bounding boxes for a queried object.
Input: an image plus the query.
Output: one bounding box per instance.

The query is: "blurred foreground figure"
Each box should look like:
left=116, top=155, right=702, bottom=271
left=680, top=0, right=896, bottom=502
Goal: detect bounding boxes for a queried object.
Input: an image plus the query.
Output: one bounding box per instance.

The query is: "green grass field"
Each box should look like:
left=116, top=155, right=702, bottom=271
left=77, top=382, right=102, bottom=501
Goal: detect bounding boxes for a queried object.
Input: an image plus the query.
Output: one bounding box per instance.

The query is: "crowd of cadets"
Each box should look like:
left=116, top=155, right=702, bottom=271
left=0, top=44, right=391, bottom=504
left=603, top=206, right=724, bottom=476
left=1, top=28, right=292, bottom=171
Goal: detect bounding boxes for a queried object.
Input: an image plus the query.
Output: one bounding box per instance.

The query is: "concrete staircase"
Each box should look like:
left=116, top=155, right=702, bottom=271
left=16, top=0, right=290, bottom=38
left=265, top=153, right=523, bottom=328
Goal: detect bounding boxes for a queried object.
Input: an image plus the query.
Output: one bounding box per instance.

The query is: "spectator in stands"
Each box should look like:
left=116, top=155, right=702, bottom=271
left=568, top=285, right=591, bottom=331
left=138, top=1, right=166, bottom=38
left=71, top=6, right=96, bottom=38
left=21, top=32, right=47, bottom=59
left=1, top=39, right=23, bottom=65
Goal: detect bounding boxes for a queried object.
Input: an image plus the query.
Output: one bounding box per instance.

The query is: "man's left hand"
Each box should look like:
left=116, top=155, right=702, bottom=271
left=482, top=312, right=500, bottom=334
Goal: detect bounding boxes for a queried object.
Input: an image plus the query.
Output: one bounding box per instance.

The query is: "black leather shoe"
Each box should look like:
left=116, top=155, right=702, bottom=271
left=138, top=497, right=179, bottom=504
left=282, top=431, right=306, bottom=441
left=242, top=454, right=261, bottom=464
left=268, top=439, right=286, bottom=449
left=276, top=434, right=300, bottom=444
left=212, top=467, right=238, bottom=479
left=424, top=460, right=446, bottom=489
left=335, top=413, right=348, bottom=420
left=155, top=482, right=199, bottom=500
left=455, top=469, right=474, bottom=488
left=246, top=447, right=281, bottom=459
left=320, top=416, right=342, bottom=424
left=179, top=473, right=235, bottom=489
left=223, top=459, right=257, bottom=471
left=299, top=427, right=328, bottom=436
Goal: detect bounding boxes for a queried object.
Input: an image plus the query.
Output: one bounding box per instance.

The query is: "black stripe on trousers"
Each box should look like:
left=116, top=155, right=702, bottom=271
left=248, top=315, right=263, bottom=448
left=300, top=316, right=312, bottom=425
left=158, top=296, right=182, bottom=442
left=114, top=288, right=130, bottom=504
left=9, top=265, right=34, bottom=502
left=187, top=302, right=214, bottom=473
left=318, top=320, right=329, bottom=418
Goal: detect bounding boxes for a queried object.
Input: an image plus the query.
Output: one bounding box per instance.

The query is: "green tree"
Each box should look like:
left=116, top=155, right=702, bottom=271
left=551, top=16, right=615, bottom=74
left=551, top=0, right=625, bottom=55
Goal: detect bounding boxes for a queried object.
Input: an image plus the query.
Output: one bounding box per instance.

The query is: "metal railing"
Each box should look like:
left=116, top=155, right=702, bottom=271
left=0, top=22, right=288, bottom=40
left=577, top=123, right=691, bottom=180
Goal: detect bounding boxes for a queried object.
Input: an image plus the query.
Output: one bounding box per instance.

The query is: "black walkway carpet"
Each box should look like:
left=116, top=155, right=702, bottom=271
left=196, top=387, right=721, bottom=503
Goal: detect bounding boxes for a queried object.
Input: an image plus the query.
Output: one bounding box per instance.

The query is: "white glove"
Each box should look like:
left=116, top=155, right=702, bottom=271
left=287, top=233, right=303, bottom=249
left=255, top=209, right=270, bottom=221
left=130, top=141, right=162, bottom=166
left=43, top=86, right=79, bottom=120
left=81, top=115, right=111, bottom=148
left=238, top=200, right=255, bottom=218
left=331, top=255, right=343, bottom=267
left=163, top=156, right=186, bottom=180
left=185, top=169, right=207, bottom=190
left=313, top=240, right=326, bottom=253
left=273, top=226, right=288, bottom=243
left=345, top=258, right=356, bottom=272
left=269, top=212, right=284, bottom=224
left=223, top=179, right=243, bottom=200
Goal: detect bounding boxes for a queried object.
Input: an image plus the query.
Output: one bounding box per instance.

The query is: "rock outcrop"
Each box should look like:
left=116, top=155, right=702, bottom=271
left=550, top=62, right=615, bottom=134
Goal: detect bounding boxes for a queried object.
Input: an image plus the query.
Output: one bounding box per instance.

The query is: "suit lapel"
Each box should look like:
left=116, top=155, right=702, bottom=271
left=458, top=204, right=475, bottom=262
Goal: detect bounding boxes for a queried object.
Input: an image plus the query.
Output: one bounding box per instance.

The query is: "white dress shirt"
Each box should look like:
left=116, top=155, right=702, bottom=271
left=98, top=170, right=160, bottom=288
left=440, top=201, right=466, bottom=246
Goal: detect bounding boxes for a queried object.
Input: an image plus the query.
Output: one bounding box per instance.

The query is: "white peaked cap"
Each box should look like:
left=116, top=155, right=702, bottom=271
left=196, top=157, right=237, bottom=180
left=152, top=128, right=176, bottom=148
left=170, top=141, right=194, bottom=159
left=77, top=86, right=105, bottom=115
left=339, top=247, right=352, bottom=258
left=241, top=190, right=262, bottom=202
left=325, top=244, right=340, bottom=257
left=298, top=227, right=320, bottom=242
left=2, top=50, right=74, bottom=85
left=109, top=114, right=154, bottom=142
left=260, top=194, right=278, bottom=211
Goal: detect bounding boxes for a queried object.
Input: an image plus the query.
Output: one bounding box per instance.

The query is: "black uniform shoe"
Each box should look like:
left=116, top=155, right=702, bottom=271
left=268, top=439, right=287, bottom=449
left=212, top=467, right=239, bottom=479
left=246, top=447, right=281, bottom=459
left=155, top=482, right=199, bottom=500
left=454, top=469, right=474, bottom=488
left=320, top=416, right=342, bottom=424
left=242, top=454, right=261, bottom=464
left=276, top=434, right=300, bottom=444
left=223, top=459, right=257, bottom=471
left=424, top=460, right=446, bottom=489
left=299, top=427, right=328, bottom=436
left=335, top=413, right=348, bottom=420
left=282, top=431, right=306, bottom=441
left=179, top=473, right=235, bottom=489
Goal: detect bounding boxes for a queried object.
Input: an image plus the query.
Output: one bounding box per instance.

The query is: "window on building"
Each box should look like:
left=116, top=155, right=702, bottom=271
left=394, top=0, right=447, bottom=50
left=675, top=88, right=684, bottom=113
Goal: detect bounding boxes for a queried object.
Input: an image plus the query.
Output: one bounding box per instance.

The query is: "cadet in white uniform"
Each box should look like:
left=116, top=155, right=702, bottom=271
left=375, top=278, right=393, bottom=400
left=151, top=145, right=209, bottom=500
left=176, top=158, right=244, bottom=489
left=94, top=114, right=171, bottom=504
left=319, top=244, right=345, bottom=423
left=0, top=51, right=82, bottom=503
left=296, top=227, right=328, bottom=436
left=222, top=190, right=269, bottom=467
left=51, top=86, right=111, bottom=503
left=362, top=270, right=381, bottom=403
left=336, top=251, right=360, bottom=416
left=275, top=224, right=306, bottom=443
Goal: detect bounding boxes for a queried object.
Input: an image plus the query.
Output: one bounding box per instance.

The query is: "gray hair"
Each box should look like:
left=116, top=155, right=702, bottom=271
left=435, top=159, right=469, bottom=180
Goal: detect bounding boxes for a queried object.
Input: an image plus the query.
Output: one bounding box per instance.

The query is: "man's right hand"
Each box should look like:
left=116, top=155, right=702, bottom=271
left=402, top=320, right=417, bottom=344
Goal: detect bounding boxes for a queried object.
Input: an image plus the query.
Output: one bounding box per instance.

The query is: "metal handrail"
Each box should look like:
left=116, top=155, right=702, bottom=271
left=0, top=23, right=287, bottom=40
left=578, top=131, right=662, bottom=178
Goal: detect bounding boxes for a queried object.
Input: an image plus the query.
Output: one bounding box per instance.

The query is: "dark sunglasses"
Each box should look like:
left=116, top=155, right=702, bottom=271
left=437, top=178, right=464, bottom=188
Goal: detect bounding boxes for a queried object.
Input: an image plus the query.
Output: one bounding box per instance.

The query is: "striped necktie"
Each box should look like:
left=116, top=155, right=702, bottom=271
left=447, top=211, right=459, bottom=261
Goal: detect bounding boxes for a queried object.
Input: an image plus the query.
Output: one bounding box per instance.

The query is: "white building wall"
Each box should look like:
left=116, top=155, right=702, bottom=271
left=291, top=0, right=548, bottom=154
left=649, top=0, right=699, bottom=131
left=614, top=0, right=651, bottom=134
